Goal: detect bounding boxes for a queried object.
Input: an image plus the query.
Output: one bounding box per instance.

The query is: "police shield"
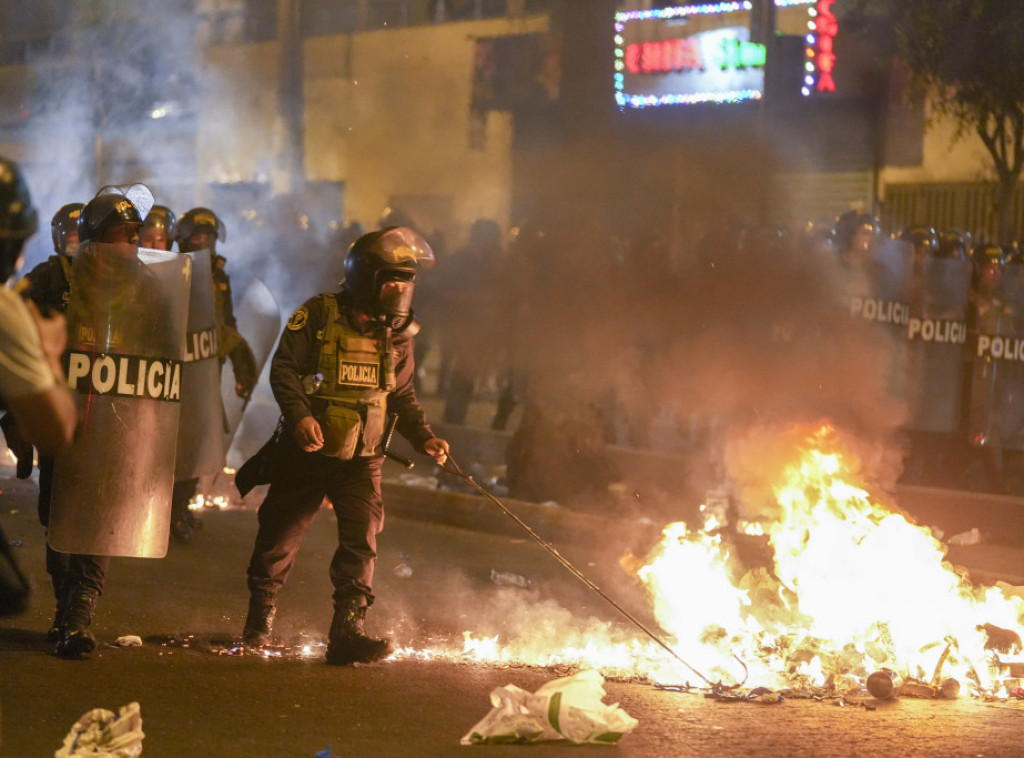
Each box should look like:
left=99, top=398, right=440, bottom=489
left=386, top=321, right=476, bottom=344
left=844, top=238, right=913, bottom=401
left=220, top=277, right=281, bottom=449
left=49, top=245, right=190, bottom=557
left=968, top=264, right=1024, bottom=449
left=175, top=249, right=227, bottom=480
left=903, top=258, right=971, bottom=432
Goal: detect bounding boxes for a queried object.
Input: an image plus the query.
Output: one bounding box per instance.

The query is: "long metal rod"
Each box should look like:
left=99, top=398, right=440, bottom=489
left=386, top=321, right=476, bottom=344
left=441, top=455, right=718, bottom=687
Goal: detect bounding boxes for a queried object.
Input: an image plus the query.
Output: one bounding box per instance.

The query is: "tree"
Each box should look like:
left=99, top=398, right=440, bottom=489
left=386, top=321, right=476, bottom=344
left=851, top=0, right=1024, bottom=242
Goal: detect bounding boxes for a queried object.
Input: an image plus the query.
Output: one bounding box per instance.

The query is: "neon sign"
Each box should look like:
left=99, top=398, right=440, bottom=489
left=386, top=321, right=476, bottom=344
left=614, top=3, right=768, bottom=108
left=803, top=0, right=838, bottom=95
left=624, top=36, right=766, bottom=75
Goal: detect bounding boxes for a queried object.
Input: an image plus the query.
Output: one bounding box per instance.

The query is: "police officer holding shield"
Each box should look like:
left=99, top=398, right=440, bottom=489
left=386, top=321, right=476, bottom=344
left=169, top=207, right=257, bottom=542
left=40, top=186, right=154, bottom=657
left=239, top=226, right=449, bottom=665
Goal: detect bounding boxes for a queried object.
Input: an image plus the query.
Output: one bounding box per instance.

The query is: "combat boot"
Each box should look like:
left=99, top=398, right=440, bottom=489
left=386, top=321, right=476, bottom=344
left=46, top=585, right=71, bottom=643
left=55, top=589, right=97, bottom=658
left=325, top=599, right=391, bottom=666
left=242, top=592, right=277, bottom=647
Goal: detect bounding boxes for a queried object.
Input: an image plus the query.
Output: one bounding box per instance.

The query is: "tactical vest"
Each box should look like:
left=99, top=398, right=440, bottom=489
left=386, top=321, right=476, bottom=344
left=310, top=293, right=397, bottom=459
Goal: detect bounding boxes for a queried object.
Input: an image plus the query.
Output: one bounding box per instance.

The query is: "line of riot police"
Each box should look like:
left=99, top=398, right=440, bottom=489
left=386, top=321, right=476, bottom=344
left=834, top=212, right=1024, bottom=493
left=4, top=184, right=258, bottom=658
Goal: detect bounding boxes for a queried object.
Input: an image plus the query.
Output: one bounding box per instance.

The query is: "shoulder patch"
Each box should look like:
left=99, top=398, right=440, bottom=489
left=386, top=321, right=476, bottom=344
left=287, top=306, right=309, bottom=331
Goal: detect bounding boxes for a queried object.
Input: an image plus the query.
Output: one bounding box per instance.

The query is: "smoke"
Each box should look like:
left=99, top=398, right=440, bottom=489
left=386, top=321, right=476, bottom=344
left=438, top=200, right=910, bottom=514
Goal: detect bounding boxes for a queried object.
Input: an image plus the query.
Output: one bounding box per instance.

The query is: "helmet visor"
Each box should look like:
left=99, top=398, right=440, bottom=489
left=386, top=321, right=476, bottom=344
left=375, top=227, right=435, bottom=270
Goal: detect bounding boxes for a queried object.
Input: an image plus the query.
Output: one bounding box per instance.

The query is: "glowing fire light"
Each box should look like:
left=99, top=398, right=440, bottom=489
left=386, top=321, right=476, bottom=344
left=393, top=423, right=1024, bottom=698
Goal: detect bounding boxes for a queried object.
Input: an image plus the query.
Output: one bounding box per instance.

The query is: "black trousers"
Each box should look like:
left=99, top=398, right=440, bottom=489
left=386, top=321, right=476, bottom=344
left=245, top=440, right=385, bottom=608
left=38, top=457, right=109, bottom=600
left=171, top=478, right=200, bottom=517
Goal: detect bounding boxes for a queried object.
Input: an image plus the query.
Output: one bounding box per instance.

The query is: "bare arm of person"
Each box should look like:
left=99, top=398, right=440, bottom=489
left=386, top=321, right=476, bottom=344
left=4, top=301, right=76, bottom=454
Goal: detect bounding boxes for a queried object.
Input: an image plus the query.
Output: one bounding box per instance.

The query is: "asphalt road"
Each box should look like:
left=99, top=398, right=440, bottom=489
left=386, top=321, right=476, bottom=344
left=3, top=472, right=1024, bottom=757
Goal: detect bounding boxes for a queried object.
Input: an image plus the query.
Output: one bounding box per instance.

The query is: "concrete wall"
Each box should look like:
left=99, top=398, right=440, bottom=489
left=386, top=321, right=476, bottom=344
left=199, top=15, right=549, bottom=246
left=880, top=103, right=999, bottom=191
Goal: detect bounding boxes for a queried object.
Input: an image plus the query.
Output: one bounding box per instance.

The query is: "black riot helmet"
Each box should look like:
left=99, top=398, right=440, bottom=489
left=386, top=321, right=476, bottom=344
left=78, top=184, right=154, bottom=244
left=972, top=242, right=1006, bottom=268
left=51, top=202, right=84, bottom=255
left=139, top=205, right=177, bottom=251
left=832, top=211, right=881, bottom=256
left=342, top=226, right=435, bottom=328
left=897, top=224, right=938, bottom=259
left=0, top=156, right=39, bottom=282
left=175, top=207, right=225, bottom=253
left=937, top=228, right=971, bottom=261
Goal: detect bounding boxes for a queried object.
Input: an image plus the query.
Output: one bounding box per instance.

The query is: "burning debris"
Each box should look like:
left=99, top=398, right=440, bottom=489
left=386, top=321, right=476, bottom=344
left=159, top=423, right=1024, bottom=707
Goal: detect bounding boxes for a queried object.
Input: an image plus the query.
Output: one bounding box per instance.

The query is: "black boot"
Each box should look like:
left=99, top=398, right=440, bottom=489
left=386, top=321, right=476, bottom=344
left=325, top=599, right=391, bottom=665
left=170, top=506, right=200, bottom=544
left=55, top=589, right=97, bottom=658
left=46, top=584, right=71, bottom=643
left=242, top=592, right=277, bottom=647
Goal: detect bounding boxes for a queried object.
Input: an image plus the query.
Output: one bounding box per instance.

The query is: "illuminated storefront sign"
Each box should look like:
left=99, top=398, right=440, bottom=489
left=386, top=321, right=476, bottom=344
left=614, top=0, right=819, bottom=108
left=803, top=0, right=838, bottom=95
left=614, top=3, right=766, bottom=108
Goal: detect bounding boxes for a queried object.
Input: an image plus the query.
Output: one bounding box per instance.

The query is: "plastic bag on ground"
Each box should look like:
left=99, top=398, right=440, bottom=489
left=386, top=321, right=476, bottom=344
left=55, top=701, right=144, bottom=757
left=460, top=669, right=638, bottom=745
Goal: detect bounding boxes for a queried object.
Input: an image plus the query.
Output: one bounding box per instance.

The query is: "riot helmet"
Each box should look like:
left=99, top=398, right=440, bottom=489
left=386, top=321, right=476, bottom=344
left=832, top=211, right=880, bottom=258
left=0, top=156, right=38, bottom=282
left=972, top=242, right=1006, bottom=290
left=897, top=224, right=938, bottom=261
left=175, top=207, right=225, bottom=253
left=78, top=184, right=153, bottom=244
left=342, top=226, right=435, bottom=328
left=51, top=202, right=84, bottom=255
left=937, top=228, right=971, bottom=261
left=139, top=205, right=177, bottom=251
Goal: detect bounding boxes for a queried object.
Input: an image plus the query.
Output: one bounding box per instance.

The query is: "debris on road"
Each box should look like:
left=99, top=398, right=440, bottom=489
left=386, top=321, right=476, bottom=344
left=460, top=669, right=637, bottom=745
left=55, top=701, right=144, bottom=757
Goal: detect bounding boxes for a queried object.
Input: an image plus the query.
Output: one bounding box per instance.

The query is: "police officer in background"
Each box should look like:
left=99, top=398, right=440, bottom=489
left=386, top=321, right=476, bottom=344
left=139, top=204, right=176, bottom=251
left=169, top=207, right=257, bottom=542
left=239, top=226, right=449, bottom=665
left=14, top=202, right=83, bottom=313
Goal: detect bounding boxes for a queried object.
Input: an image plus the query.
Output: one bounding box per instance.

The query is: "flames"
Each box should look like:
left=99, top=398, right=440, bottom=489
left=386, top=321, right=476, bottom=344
left=397, top=423, right=1024, bottom=698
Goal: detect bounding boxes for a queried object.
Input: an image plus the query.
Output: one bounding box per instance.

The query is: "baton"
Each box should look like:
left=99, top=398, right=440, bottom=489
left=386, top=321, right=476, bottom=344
left=383, top=413, right=414, bottom=469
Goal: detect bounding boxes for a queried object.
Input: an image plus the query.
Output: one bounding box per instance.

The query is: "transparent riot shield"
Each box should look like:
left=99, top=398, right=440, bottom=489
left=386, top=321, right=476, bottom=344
left=221, top=278, right=281, bottom=469
left=175, top=249, right=227, bottom=480
left=969, top=264, right=1024, bottom=450
left=49, top=245, right=191, bottom=557
left=844, top=238, right=913, bottom=403
left=903, top=258, right=971, bottom=432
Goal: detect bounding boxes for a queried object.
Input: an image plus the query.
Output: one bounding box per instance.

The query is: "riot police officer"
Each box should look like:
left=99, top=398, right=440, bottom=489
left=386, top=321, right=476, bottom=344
left=169, top=207, right=257, bottom=543
left=14, top=202, right=83, bottom=313
left=41, top=185, right=151, bottom=658
left=833, top=211, right=882, bottom=265
left=238, top=226, right=449, bottom=665
left=139, top=204, right=177, bottom=251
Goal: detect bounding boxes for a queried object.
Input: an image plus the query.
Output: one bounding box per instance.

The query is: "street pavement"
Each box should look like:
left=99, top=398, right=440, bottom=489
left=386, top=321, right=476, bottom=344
left=3, top=452, right=1024, bottom=756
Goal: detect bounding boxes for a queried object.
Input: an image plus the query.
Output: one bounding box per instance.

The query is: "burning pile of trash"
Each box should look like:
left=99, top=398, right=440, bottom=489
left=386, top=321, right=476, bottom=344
left=400, top=423, right=1024, bottom=702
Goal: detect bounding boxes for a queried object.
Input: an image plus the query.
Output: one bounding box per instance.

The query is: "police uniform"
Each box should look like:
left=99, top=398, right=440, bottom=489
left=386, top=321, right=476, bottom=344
left=245, top=290, right=435, bottom=609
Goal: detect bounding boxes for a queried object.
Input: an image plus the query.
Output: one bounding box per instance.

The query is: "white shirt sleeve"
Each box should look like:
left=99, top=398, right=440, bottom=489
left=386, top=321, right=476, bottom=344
left=0, top=287, right=56, bottom=400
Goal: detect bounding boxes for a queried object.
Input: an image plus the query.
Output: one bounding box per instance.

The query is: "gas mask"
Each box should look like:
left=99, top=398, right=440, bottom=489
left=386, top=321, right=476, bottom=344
left=375, top=270, right=416, bottom=329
